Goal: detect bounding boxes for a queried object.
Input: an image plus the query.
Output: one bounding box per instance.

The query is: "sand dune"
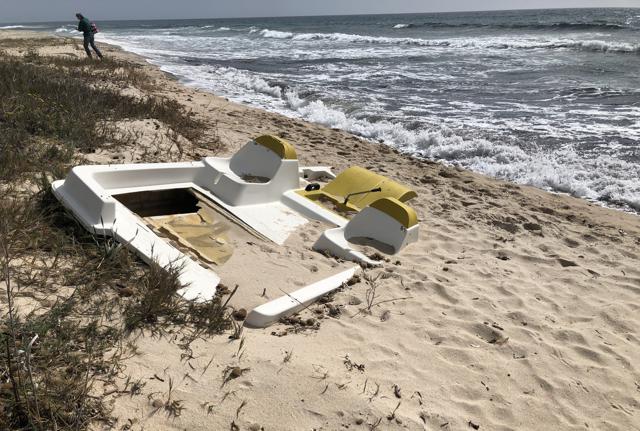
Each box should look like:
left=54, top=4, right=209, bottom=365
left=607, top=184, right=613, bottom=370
left=3, top=30, right=639, bottom=430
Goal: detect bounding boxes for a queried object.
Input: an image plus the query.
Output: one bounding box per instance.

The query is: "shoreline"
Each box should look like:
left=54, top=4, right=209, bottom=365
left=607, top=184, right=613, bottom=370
left=95, top=29, right=640, bottom=215
left=7, top=27, right=637, bottom=226
left=2, top=29, right=639, bottom=431
left=3, top=28, right=640, bottom=215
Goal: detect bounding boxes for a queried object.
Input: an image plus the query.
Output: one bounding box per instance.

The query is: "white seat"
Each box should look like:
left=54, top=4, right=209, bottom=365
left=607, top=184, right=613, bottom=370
left=313, top=197, right=419, bottom=265
left=203, top=136, right=300, bottom=206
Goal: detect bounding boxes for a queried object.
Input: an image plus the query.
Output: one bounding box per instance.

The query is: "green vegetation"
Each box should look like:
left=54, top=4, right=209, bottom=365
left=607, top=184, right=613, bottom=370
left=0, top=44, right=231, bottom=430
left=0, top=51, right=207, bottom=181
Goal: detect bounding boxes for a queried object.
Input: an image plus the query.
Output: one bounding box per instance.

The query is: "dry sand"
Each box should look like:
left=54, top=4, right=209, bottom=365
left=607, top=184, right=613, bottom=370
left=2, top=30, right=640, bottom=430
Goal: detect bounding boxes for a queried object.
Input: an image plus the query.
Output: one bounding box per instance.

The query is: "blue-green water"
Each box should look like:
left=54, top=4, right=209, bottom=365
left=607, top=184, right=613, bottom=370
left=9, top=8, right=640, bottom=210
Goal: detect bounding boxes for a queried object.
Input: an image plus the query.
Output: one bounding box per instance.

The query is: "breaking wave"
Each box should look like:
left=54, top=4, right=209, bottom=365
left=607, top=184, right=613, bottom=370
left=0, top=24, right=45, bottom=29
left=211, top=67, right=284, bottom=98
left=256, top=28, right=640, bottom=54
left=54, top=26, right=75, bottom=34
left=391, top=21, right=630, bottom=31
left=202, top=26, right=231, bottom=31
left=568, top=40, right=640, bottom=53
left=259, top=29, right=294, bottom=39
left=195, top=65, right=640, bottom=211
left=286, top=95, right=640, bottom=211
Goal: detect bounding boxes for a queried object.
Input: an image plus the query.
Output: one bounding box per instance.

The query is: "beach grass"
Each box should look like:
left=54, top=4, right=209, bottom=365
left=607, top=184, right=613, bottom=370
left=0, top=51, right=206, bottom=181
left=0, top=47, right=231, bottom=430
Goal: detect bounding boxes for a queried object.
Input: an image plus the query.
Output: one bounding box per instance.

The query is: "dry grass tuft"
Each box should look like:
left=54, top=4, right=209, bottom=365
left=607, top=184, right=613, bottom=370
left=123, top=260, right=233, bottom=338
left=0, top=51, right=218, bottom=182
left=0, top=47, right=232, bottom=430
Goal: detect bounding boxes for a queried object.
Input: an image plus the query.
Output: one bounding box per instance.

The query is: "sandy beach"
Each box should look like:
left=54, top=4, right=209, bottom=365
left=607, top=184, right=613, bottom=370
left=1, top=30, right=639, bottom=430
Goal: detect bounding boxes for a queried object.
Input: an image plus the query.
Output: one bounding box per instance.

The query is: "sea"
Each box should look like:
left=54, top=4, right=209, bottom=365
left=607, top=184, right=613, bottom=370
left=6, top=8, right=640, bottom=211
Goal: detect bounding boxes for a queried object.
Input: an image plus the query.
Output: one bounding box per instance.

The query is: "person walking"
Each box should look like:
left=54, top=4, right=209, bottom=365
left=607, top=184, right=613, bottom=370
left=76, top=13, right=103, bottom=59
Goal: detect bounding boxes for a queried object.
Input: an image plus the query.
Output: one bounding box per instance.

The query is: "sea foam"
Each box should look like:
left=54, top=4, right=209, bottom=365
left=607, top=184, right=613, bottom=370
left=259, top=29, right=294, bottom=39
left=142, top=56, right=640, bottom=211
left=256, top=28, right=640, bottom=54
left=242, top=75, right=638, bottom=210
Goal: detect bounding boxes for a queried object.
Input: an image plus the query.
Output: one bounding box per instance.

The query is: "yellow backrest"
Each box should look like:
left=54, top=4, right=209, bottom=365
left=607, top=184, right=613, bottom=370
left=254, top=135, right=297, bottom=160
left=370, top=197, right=418, bottom=228
left=323, top=166, right=417, bottom=210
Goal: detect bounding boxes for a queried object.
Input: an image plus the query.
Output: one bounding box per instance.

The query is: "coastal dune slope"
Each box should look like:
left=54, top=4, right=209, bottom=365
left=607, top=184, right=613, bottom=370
left=2, top=31, right=639, bottom=430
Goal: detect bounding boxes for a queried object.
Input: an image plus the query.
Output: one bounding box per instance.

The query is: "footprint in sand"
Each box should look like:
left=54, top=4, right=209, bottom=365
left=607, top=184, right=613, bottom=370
left=304, top=264, right=319, bottom=273
left=523, top=222, right=542, bottom=233
left=491, top=220, right=520, bottom=234
left=563, top=238, right=581, bottom=248
left=557, top=258, right=579, bottom=268
left=471, top=322, right=509, bottom=345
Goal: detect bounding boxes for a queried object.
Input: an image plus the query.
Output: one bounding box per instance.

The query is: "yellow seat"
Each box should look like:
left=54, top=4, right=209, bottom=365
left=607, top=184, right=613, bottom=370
left=370, top=197, right=418, bottom=229
left=298, top=166, right=417, bottom=213
left=254, top=135, right=297, bottom=160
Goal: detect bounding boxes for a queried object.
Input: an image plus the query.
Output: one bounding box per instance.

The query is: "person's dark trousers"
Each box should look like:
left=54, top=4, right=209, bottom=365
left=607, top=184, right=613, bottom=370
left=83, top=33, right=103, bottom=59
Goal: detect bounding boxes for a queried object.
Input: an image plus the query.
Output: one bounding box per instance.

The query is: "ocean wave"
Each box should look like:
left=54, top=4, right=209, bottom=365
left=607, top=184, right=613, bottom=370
left=278, top=87, right=640, bottom=210
left=458, top=145, right=639, bottom=211
left=489, top=39, right=640, bottom=54
left=0, top=25, right=45, bottom=29
left=55, top=26, right=75, bottom=33
left=202, top=26, right=231, bottom=31
left=256, top=28, right=640, bottom=54
left=568, top=40, right=640, bottom=53
left=204, top=66, right=635, bottom=210
left=391, top=21, right=630, bottom=31
left=540, top=21, right=628, bottom=30
left=212, top=67, right=284, bottom=98
left=260, top=29, right=294, bottom=39
left=258, top=29, right=452, bottom=47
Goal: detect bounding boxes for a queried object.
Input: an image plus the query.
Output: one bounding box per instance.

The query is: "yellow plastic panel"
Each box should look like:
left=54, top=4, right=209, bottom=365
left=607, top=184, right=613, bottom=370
left=254, top=135, right=297, bottom=160
left=300, top=166, right=417, bottom=212
left=370, top=197, right=418, bottom=228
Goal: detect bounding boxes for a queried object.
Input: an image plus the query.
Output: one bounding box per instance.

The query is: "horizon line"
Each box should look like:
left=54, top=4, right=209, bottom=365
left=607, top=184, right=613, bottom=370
left=1, top=6, right=638, bottom=25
